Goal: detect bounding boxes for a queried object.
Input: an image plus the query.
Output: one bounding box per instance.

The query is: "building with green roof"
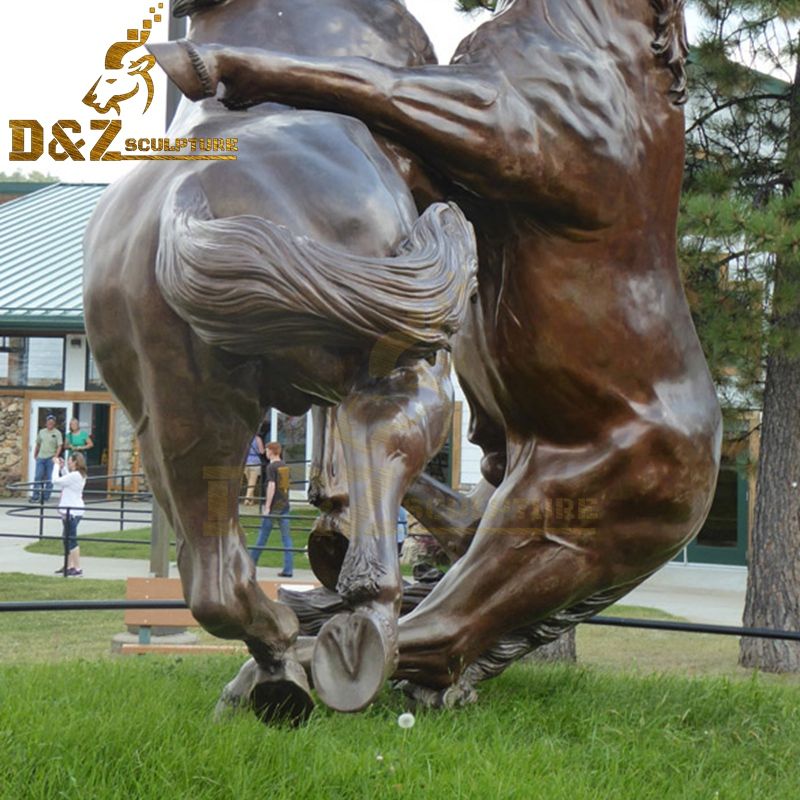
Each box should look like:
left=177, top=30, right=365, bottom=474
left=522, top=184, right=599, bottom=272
left=0, top=183, right=139, bottom=492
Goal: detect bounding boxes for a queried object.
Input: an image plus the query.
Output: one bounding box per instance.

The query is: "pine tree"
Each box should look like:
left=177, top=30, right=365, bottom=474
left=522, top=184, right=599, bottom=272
left=0, top=170, right=58, bottom=183
left=682, top=2, right=800, bottom=671
left=455, top=0, right=498, bottom=10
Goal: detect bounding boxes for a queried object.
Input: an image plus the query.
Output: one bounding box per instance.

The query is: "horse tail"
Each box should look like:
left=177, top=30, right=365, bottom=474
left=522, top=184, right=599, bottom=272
left=155, top=173, right=477, bottom=357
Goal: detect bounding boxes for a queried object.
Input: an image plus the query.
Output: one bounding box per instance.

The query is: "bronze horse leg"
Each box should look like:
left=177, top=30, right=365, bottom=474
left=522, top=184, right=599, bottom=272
left=139, top=353, right=315, bottom=722
left=393, top=426, right=716, bottom=695
left=83, top=218, right=313, bottom=721
left=309, top=352, right=454, bottom=711
left=403, top=474, right=496, bottom=562
left=138, top=359, right=314, bottom=721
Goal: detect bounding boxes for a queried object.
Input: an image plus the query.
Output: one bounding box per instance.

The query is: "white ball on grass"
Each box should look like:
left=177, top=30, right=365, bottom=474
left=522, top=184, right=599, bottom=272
left=397, top=712, right=415, bottom=729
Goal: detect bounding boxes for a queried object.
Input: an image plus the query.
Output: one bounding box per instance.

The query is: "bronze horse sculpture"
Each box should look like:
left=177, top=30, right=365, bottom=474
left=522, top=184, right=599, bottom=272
left=85, top=0, right=477, bottom=721
left=90, top=0, right=722, bottom=718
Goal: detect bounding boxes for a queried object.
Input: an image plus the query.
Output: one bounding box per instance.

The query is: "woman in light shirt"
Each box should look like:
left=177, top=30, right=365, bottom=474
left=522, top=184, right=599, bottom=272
left=52, top=453, right=87, bottom=577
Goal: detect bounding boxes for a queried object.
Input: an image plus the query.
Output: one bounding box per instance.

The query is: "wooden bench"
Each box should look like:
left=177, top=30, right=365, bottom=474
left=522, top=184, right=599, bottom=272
left=119, top=576, right=319, bottom=655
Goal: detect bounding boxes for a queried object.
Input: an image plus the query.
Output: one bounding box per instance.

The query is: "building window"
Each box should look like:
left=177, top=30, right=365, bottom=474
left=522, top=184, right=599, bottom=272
left=0, top=336, right=64, bottom=389
left=85, top=347, right=106, bottom=391
left=276, top=413, right=308, bottom=488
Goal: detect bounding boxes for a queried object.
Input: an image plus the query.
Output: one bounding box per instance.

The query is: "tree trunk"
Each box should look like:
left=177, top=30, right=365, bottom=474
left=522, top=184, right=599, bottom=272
left=526, top=629, right=577, bottom=663
left=739, top=42, right=800, bottom=672
left=739, top=343, right=800, bottom=671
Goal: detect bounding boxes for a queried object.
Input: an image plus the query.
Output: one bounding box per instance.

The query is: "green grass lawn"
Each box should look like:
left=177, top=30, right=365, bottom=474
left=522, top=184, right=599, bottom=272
left=2, top=657, right=799, bottom=799
left=3, top=575, right=800, bottom=798
left=3, top=573, right=799, bottom=687
left=23, top=507, right=320, bottom=571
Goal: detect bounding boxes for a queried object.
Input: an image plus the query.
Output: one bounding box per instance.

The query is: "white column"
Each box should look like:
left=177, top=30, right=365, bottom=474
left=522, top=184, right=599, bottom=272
left=63, top=335, right=86, bottom=391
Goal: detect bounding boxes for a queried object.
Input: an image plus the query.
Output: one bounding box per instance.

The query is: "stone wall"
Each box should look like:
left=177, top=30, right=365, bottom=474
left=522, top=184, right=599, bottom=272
left=0, top=395, right=24, bottom=494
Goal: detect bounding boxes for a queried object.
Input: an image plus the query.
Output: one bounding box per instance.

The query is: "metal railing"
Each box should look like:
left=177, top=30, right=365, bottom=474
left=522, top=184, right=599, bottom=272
left=5, top=468, right=800, bottom=645
left=1, top=464, right=318, bottom=575
left=5, top=471, right=153, bottom=537
left=0, top=599, right=798, bottom=645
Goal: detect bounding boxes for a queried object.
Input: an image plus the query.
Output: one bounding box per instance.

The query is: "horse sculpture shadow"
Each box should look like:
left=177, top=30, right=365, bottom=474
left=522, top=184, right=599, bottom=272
left=84, top=0, right=477, bottom=721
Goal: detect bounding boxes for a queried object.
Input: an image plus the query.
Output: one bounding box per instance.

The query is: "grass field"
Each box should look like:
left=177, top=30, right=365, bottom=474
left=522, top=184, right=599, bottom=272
left=2, top=657, right=800, bottom=799
left=5, top=573, right=800, bottom=685
left=3, top=575, right=800, bottom=798
left=23, top=507, right=319, bottom=571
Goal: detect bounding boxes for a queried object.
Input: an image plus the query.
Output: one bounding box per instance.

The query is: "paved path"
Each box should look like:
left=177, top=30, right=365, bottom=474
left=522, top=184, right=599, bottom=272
left=0, top=500, right=746, bottom=625
left=624, top=562, right=745, bottom=626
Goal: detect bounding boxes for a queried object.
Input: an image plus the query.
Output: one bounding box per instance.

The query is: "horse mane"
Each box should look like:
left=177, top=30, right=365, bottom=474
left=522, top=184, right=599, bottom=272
left=173, top=0, right=225, bottom=18
left=650, top=0, right=689, bottom=104
left=486, top=0, right=689, bottom=105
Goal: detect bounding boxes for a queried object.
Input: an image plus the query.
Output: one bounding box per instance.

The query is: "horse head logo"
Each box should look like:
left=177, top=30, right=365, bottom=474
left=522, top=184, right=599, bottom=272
left=82, top=5, right=164, bottom=116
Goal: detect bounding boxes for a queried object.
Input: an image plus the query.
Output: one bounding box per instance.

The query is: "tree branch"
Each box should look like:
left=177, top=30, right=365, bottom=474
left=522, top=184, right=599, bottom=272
left=686, top=92, right=789, bottom=135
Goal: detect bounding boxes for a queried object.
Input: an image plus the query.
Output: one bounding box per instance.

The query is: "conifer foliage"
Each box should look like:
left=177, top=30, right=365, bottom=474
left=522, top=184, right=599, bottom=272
left=683, top=1, right=800, bottom=672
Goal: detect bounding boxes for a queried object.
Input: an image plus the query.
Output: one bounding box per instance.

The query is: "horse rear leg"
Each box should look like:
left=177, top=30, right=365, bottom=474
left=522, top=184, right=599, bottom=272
left=131, top=347, right=313, bottom=723
left=394, top=427, right=713, bottom=698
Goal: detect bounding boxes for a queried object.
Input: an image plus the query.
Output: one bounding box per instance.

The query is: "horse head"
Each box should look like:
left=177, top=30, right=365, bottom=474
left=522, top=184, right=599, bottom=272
left=483, top=0, right=689, bottom=104
left=82, top=10, right=163, bottom=115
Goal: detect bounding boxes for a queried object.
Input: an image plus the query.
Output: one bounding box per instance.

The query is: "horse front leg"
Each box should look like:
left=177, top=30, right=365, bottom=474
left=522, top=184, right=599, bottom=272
left=311, top=353, right=453, bottom=712
left=403, top=474, right=496, bottom=561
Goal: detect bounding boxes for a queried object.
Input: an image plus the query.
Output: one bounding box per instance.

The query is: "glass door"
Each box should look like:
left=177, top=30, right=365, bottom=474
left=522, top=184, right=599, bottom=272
left=276, top=412, right=309, bottom=492
left=686, top=460, right=749, bottom=566
left=27, top=400, right=71, bottom=482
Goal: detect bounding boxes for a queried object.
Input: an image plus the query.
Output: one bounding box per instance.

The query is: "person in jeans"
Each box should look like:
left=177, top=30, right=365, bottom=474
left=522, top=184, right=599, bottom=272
left=31, top=415, right=63, bottom=502
left=249, top=441, right=293, bottom=576
left=52, top=452, right=87, bottom=577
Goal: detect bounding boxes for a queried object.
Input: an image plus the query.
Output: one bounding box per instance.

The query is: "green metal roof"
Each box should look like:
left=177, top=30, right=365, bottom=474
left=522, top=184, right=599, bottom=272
left=0, top=181, right=59, bottom=198
left=0, top=183, right=108, bottom=333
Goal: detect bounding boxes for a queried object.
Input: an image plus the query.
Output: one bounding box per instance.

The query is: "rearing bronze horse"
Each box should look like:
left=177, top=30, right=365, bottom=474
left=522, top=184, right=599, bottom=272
left=150, top=0, right=722, bottom=707
left=84, top=0, right=477, bottom=721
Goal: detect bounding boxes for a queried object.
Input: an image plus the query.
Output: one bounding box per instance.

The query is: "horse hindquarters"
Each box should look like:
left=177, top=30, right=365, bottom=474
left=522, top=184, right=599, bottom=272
left=395, top=421, right=720, bottom=691
left=154, top=171, right=477, bottom=358
left=146, top=163, right=475, bottom=712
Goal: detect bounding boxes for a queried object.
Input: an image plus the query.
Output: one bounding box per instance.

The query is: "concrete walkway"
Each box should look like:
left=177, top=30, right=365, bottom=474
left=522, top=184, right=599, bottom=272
left=0, top=500, right=746, bottom=625
left=624, top=563, right=745, bottom=626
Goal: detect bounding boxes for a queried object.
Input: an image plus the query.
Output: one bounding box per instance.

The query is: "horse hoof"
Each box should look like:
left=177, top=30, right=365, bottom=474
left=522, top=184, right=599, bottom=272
left=395, top=678, right=478, bottom=710
left=307, top=530, right=350, bottom=591
left=311, top=609, right=397, bottom=712
left=216, top=654, right=315, bottom=726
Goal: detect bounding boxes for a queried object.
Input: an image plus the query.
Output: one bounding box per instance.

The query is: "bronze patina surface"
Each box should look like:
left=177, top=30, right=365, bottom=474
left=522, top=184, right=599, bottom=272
left=85, top=0, right=476, bottom=721
left=87, top=0, right=721, bottom=719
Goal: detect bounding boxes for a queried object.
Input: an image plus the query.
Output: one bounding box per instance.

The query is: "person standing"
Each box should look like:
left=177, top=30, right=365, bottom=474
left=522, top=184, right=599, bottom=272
left=64, top=418, right=94, bottom=462
left=242, top=434, right=265, bottom=506
left=397, top=506, right=408, bottom=557
left=249, top=442, right=293, bottom=577
left=52, top=453, right=87, bottom=577
left=31, top=414, right=63, bottom=503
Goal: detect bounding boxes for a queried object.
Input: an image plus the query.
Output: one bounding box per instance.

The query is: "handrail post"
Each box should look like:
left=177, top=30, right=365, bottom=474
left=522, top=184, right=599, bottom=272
left=119, top=473, right=126, bottom=532
left=38, top=490, right=45, bottom=540
left=150, top=502, right=171, bottom=578
left=61, top=508, right=70, bottom=578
